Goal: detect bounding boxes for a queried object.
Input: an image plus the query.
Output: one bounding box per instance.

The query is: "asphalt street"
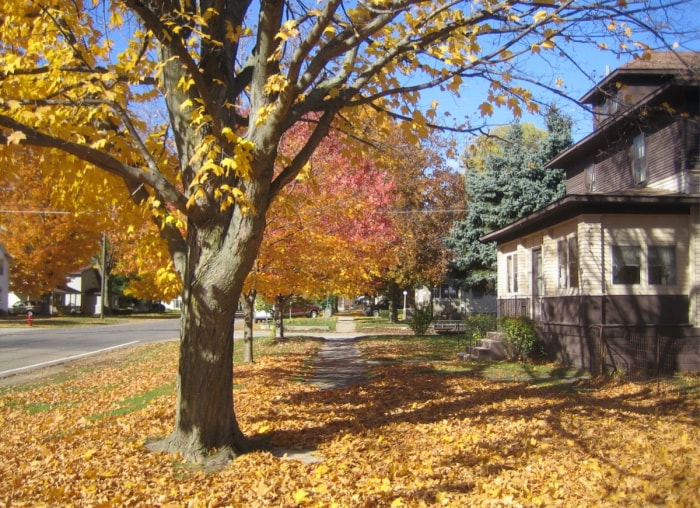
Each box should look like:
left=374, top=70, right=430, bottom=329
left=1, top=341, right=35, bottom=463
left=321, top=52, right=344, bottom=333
left=0, top=318, right=181, bottom=378
left=0, top=314, right=372, bottom=379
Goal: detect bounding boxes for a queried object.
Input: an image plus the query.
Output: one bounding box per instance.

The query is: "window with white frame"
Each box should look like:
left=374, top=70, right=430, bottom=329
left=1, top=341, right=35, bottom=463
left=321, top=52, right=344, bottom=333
left=507, top=253, right=518, bottom=293
left=612, top=245, right=641, bottom=284
left=632, top=133, right=647, bottom=185
left=558, top=235, right=579, bottom=289
left=648, top=246, right=676, bottom=285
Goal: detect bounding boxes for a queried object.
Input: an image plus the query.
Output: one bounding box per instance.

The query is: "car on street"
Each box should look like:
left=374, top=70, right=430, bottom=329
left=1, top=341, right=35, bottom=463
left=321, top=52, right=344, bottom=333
left=362, top=299, right=390, bottom=317
left=254, top=309, right=271, bottom=322
left=8, top=300, right=39, bottom=315
left=284, top=300, right=322, bottom=318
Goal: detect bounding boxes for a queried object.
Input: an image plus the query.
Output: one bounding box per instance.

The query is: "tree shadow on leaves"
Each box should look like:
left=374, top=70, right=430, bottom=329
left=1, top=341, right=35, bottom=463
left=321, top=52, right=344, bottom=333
left=248, top=352, right=699, bottom=476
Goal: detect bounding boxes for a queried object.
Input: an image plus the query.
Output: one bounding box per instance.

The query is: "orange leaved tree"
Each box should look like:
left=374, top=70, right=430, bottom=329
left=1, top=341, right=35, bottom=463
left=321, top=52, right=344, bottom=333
left=0, top=150, right=116, bottom=296
left=0, top=0, right=688, bottom=462
left=242, top=119, right=400, bottom=345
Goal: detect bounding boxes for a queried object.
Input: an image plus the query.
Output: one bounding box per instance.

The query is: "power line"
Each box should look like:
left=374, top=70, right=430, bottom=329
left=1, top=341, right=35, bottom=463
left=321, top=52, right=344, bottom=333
left=0, top=210, right=71, bottom=215
left=383, top=209, right=468, bottom=214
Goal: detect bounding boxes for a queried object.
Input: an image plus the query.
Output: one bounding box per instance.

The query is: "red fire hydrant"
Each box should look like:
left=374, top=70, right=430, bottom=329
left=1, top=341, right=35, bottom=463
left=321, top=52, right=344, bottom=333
left=27, top=310, right=33, bottom=326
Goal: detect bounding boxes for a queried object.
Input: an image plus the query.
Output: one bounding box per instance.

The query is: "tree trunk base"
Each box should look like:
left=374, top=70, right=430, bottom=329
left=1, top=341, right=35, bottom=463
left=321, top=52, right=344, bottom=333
left=145, top=428, right=251, bottom=468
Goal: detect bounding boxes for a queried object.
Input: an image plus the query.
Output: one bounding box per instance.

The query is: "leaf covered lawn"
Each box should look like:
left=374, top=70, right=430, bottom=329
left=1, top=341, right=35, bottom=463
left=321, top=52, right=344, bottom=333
left=1, top=336, right=698, bottom=507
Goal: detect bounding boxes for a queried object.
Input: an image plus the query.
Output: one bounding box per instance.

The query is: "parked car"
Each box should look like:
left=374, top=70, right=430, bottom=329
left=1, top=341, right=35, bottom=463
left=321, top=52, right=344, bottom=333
left=284, top=301, right=322, bottom=318
left=254, top=309, right=271, bottom=322
left=8, top=300, right=39, bottom=315
left=362, top=299, right=390, bottom=317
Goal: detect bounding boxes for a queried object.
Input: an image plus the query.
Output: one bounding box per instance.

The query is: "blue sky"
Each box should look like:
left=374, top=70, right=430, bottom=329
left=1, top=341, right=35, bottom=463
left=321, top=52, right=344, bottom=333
left=424, top=44, right=697, bottom=144
left=417, top=0, right=700, bottom=144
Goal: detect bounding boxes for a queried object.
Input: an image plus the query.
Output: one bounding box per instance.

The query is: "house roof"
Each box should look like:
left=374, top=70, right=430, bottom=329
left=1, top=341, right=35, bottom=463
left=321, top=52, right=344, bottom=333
left=580, top=51, right=700, bottom=104
left=547, top=51, right=700, bottom=169
left=52, top=285, right=81, bottom=294
left=480, top=193, right=698, bottom=244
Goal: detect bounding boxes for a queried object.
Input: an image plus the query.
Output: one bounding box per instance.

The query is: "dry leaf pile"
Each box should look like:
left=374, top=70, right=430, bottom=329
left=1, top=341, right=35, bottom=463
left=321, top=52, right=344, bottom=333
left=1, top=338, right=698, bottom=507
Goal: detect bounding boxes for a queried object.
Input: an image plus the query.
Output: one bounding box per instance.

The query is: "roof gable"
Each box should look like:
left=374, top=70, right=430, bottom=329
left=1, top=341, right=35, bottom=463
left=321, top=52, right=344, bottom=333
left=580, top=51, right=700, bottom=104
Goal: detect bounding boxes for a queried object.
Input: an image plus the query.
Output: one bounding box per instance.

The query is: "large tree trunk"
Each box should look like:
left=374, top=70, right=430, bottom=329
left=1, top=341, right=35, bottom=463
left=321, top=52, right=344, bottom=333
left=149, top=211, right=265, bottom=463
left=144, top=2, right=278, bottom=463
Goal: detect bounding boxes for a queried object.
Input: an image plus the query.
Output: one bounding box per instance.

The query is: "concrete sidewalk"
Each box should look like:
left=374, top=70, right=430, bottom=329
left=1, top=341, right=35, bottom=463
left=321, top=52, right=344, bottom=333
left=237, top=316, right=388, bottom=390
left=307, top=339, right=366, bottom=389
left=233, top=315, right=376, bottom=341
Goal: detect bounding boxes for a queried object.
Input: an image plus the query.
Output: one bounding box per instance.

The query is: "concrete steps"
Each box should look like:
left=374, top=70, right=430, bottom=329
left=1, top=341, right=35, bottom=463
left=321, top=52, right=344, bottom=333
left=458, top=331, right=507, bottom=361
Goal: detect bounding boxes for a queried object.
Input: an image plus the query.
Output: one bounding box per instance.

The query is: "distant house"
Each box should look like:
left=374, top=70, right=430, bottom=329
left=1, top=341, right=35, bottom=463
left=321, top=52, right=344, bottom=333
left=415, top=281, right=496, bottom=321
left=0, top=243, right=10, bottom=314
left=481, top=52, right=700, bottom=374
left=47, top=267, right=104, bottom=315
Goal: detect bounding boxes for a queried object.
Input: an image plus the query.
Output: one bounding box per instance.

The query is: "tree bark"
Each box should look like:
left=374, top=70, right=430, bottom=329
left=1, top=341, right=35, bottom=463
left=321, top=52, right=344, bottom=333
left=241, top=290, right=256, bottom=364
left=148, top=209, right=265, bottom=463
left=274, top=294, right=286, bottom=340
left=388, top=282, right=400, bottom=323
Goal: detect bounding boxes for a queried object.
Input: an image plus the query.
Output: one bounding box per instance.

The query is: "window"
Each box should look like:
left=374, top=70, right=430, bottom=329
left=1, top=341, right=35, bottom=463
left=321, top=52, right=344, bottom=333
left=584, top=163, right=596, bottom=192
left=599, top=91, right=622, bottom=119
left=568, top=238, right=579, bottom=288
left=632, top=133, right=647, bottom=185
left=0, top=258, right=3, bottom=276
left=558, top=240, right=567, bottom=288
left=507, top=253, right=518, bottom=293
left=648, top=246, right=676, bottom=285
left=612, top=245, right=641, bottom=284
left=558, top=236, right=579, bottom=288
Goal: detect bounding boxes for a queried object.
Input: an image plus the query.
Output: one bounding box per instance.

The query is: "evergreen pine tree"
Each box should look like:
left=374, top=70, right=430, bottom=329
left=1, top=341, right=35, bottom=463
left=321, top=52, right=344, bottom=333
left=446, top=106, right=572, bottom=289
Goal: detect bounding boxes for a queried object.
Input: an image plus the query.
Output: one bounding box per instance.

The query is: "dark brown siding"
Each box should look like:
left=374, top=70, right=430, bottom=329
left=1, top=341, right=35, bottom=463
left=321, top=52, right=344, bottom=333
left=685, top=116, right=699, bottom=166
left=595, top=139, right=633, bottom=192
left=563, top=88, right=698, bottom=195
left=647, top=117, right=683, bottom=184
left=603, top=294, right=690, bottom=325
left=593, top=82, right=665, bottom=127
left=587, top=119, right=683, bottom=192
left=565, top=158, right=590, bottom=194
left=537, top=294, right=690, bottom=326
left=539, top=322, right=700, bottom=375
left=497, top=297, right=530, bottom=318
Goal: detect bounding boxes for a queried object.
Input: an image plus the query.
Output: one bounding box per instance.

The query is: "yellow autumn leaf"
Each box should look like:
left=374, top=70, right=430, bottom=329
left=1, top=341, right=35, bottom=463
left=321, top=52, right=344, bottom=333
left=83, top=449, right=98, bottom=460
left=479, top=102, right=494, bottom=116
left=533, top=10, right=548, bottom=22
left=6, top=130, right=26, bottom=145
left=293, top=489, right=309, bottom=503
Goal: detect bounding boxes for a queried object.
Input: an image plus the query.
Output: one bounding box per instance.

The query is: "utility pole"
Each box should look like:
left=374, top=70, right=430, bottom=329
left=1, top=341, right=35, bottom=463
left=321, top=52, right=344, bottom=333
left=100, top=232, right=107, bottom=321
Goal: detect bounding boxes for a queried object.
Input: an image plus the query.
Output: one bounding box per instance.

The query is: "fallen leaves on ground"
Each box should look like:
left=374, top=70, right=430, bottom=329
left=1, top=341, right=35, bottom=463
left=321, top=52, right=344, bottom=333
left=1, top=337, right=698, bottom=507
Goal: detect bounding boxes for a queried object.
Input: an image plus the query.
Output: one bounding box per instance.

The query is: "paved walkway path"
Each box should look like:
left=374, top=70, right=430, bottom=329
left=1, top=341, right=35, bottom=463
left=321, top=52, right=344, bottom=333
left=307, top=340, right=366, bottom=389
left=274, top=335, right=367, bottom=464
left=307, top=316, right=367, bottom=389
left=275, top=317, right=367, bottom=463
left=333, top=315, right=357, bottom=334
